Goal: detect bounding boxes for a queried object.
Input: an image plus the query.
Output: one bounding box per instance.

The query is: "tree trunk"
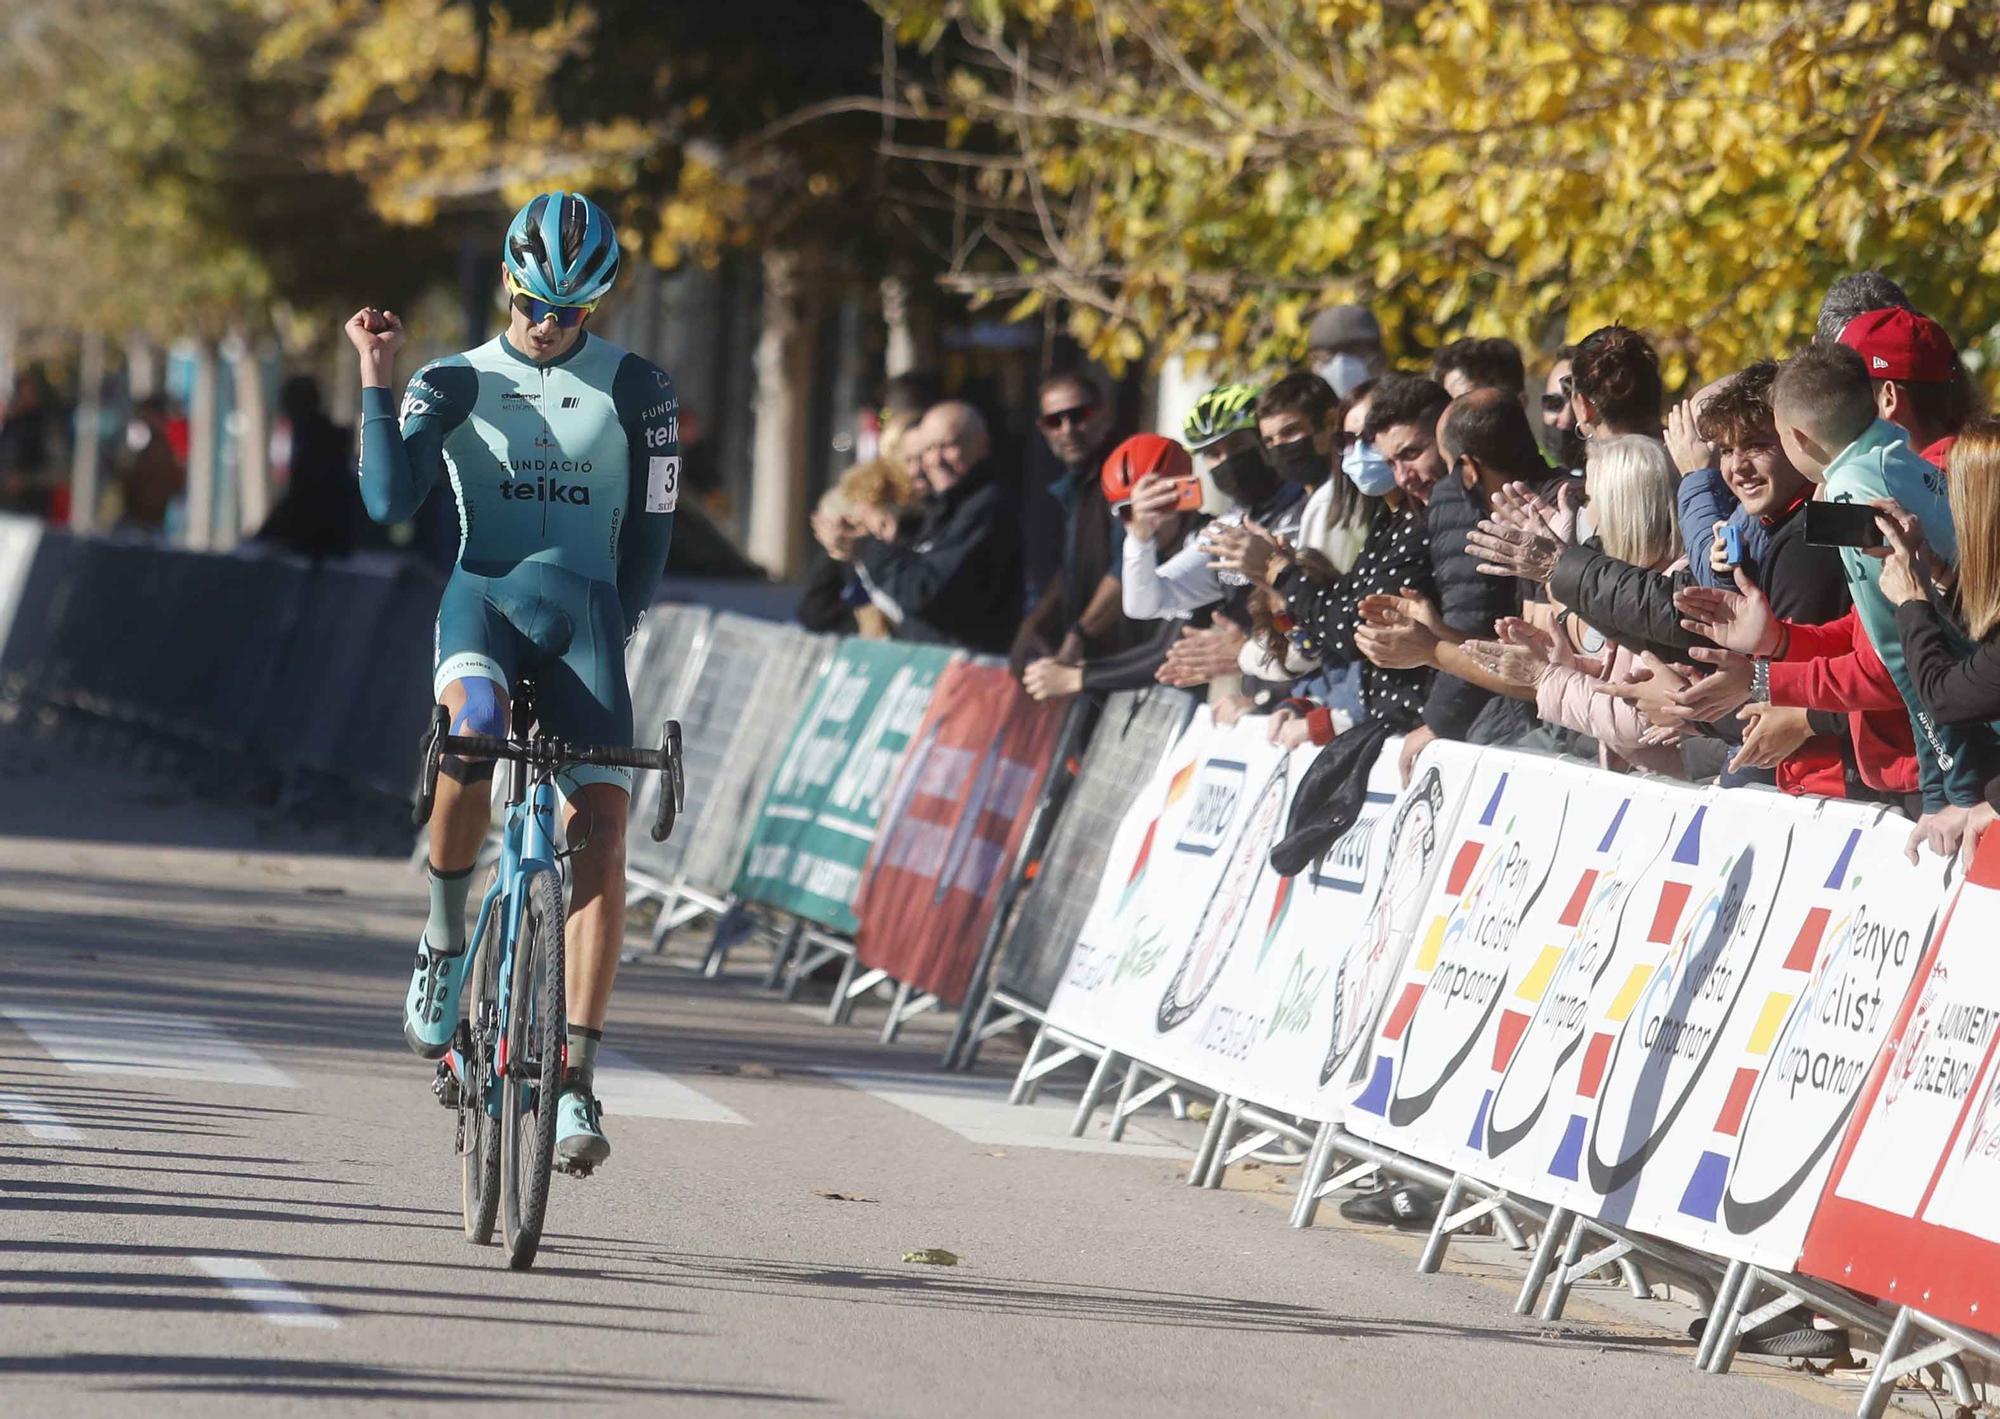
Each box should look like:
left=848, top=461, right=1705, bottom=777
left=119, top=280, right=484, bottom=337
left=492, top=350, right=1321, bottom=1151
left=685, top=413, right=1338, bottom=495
left=125, top=337, right=162, bottom=398
left=879, top=271, right=934, bottom=378
left=229, top=331, right=271, bottom=540
left=747, top=248, right=816, bottom=577
left=68, top=331, right=106, bottom=533
left=185, top=340, right=220, bottom=550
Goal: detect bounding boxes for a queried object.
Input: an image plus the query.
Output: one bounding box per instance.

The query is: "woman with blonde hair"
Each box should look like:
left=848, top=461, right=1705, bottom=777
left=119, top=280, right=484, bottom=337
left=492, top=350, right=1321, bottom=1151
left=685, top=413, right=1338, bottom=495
left=1466, top=433, right=1688, bottom=775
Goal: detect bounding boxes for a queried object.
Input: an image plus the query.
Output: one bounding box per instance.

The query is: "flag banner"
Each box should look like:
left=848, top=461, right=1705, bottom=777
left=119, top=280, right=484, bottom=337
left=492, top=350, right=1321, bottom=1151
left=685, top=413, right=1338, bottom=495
left=730, top=639, right=953, bottom=931
left=852, top=663, right=1067, bottom=1004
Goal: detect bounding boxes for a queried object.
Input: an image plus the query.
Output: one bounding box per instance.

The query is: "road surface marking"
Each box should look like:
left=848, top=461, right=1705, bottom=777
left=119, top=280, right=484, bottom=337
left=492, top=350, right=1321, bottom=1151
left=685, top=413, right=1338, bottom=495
left=0, top=1093, right=84, bottom=1141
left=822, top=1069, right=1190, bottom=1157
left=1, top=1007, right=296, bottom=1089
left=191, top=1256, right=339, bottom=1329
left=593, top=1047, right=748, bottom=1125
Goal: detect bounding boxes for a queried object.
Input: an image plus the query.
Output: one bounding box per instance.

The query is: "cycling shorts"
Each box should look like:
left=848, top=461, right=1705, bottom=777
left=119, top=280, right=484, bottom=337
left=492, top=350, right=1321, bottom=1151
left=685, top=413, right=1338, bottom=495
left=433, top=562, right=633, bottom=797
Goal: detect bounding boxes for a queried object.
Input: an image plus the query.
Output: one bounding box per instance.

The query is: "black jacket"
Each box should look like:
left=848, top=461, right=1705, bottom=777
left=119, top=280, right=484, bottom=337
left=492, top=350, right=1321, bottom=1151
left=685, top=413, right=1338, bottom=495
left=1424, top=469, right=1568, bottom=738
left=855, top=461, right=1023, bottom=655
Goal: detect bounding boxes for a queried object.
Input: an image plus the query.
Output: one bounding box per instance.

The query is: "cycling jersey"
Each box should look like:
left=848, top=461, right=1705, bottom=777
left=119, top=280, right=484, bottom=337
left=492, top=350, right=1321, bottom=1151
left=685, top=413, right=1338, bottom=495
left=359, top=331, right=677, bottom=793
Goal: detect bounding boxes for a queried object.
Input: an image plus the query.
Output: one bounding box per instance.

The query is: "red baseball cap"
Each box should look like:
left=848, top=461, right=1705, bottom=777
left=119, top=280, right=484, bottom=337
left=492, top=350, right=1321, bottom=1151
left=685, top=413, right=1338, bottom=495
left=1838, top=307, right=1958, bottom=383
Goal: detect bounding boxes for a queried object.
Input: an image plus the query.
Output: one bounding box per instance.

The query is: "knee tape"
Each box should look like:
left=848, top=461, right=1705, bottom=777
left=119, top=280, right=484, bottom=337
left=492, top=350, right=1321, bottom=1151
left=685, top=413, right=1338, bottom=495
left=451, top=679, right=509, bottom=737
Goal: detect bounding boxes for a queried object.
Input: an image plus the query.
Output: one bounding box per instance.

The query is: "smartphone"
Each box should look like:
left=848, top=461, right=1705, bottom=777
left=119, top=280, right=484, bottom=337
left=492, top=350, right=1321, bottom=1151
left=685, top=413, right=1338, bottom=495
left=1805, top=500, right=1887, bottom=550
left=1720, top=523, right=1744, bottom=566
left=1169, top=476, right=1204, bottom=512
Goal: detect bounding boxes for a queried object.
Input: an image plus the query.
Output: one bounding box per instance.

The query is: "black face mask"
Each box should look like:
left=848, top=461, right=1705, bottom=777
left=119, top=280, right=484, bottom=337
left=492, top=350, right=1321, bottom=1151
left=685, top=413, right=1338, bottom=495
left=1542, top=421, right=1587, bottom=473
left=1269, top=438, right=1328, bottom=485
left=1210, top=447, right=1279, bottom=507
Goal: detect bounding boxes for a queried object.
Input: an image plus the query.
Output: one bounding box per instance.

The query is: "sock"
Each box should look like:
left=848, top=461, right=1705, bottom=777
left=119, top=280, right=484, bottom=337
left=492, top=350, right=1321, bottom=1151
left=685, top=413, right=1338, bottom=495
left=566, top=1024, right=602, bottom=1092
left=426, top=863, right=475, bottom=956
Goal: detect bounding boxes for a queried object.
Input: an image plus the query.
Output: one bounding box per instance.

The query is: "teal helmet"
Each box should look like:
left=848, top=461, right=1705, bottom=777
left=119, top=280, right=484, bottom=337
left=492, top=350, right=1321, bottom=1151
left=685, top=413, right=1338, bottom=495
left=1182, top=383, right=1261, bottom=451
left=503, top=191, right=621, bottom=306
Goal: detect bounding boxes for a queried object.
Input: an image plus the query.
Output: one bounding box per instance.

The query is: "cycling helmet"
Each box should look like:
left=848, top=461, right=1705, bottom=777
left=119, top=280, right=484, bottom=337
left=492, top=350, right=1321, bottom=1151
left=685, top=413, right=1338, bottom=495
left=1101, top=433, right=1194, bottom=510
left=1182, top=383, right=1261, bottom=452
left=503, top=191, right=621, bottom=306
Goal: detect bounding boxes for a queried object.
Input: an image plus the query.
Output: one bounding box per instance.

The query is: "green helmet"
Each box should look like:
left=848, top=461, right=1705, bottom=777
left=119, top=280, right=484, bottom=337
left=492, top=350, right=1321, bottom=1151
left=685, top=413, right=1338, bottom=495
left=1182, top=383, right=1260, bottom=452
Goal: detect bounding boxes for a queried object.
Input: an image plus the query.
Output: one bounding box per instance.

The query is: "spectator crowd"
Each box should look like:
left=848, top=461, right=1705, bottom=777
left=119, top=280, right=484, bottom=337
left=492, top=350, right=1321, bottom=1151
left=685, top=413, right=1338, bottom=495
left=803, top=279, right=2000, bottom=1251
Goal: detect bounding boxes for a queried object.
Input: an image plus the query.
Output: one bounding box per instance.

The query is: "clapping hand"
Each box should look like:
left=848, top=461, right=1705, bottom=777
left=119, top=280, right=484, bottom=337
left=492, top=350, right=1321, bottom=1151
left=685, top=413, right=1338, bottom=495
left=1674, top=567, right=1782, bottom=657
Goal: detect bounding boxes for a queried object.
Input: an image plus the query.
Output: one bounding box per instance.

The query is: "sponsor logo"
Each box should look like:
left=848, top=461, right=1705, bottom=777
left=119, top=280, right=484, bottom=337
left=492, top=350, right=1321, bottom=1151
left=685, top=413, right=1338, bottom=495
left=561, top=395, right=580, bottom=409
left=500, top=390, right=540, bottom=405
left=1175, top=760, right=1246, bottom=857
left=1872, top=355, right=1890, bottom=370
left=500, top=476, right=592, bottom=505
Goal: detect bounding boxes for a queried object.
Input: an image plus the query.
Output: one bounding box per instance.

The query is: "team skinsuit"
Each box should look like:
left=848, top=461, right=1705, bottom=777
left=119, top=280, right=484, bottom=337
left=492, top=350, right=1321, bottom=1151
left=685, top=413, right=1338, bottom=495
left=357, top=192, right=676, bottom=1163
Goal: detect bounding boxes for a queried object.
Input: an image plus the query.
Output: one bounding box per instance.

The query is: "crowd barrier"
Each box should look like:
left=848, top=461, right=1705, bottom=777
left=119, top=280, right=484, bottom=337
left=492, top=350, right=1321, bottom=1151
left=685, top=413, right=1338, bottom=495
left=16, top=517, right=2000, bottom=1410
left=0, top=519, right=436, bottom=803
left=1023, top=706, right=1994, bottom=1414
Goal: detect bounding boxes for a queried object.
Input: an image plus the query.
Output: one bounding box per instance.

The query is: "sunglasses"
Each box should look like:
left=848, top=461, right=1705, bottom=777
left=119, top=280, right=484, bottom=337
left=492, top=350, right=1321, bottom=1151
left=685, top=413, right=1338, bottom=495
left=507, top=276, right=596, bottom=329
left=1039, top=403, right=1099, bottom=432
left=1540, top=392, right=1570, bottom=414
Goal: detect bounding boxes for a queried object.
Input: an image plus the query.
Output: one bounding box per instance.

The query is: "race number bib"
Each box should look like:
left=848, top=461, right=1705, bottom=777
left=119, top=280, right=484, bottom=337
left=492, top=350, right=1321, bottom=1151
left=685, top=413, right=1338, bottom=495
left=646, top=455, right=680, bottom=513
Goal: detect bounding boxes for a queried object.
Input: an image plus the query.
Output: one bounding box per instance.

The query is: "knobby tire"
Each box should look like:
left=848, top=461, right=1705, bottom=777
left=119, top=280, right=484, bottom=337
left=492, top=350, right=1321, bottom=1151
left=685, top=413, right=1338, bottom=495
left=500, top=868, right=565, bottom=1270
left=460, top=867, right=502, bottom=1244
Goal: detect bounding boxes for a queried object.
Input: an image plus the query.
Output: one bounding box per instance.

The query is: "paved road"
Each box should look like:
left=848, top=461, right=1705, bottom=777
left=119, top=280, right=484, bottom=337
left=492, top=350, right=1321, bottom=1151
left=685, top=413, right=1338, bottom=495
left=0, top=730, right=1886, bottom=1417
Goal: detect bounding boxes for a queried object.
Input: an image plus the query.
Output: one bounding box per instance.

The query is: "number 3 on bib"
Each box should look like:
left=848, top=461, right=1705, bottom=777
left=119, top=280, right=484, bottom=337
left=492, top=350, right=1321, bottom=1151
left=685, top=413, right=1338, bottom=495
left=646, top=455, right=680, bottom=513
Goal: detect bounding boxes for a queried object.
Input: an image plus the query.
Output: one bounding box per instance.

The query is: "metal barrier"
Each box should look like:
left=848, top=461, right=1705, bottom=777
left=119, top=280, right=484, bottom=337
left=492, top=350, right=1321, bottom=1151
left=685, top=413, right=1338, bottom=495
left=962, top=687, right=1195, bottom=1069
left=625, top=611, right=835, bottom=949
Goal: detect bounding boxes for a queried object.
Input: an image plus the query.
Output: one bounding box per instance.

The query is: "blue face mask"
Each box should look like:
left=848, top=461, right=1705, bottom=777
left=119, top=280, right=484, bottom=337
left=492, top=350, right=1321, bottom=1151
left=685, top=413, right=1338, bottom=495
left=1341, top=440, right=1396, bottom=496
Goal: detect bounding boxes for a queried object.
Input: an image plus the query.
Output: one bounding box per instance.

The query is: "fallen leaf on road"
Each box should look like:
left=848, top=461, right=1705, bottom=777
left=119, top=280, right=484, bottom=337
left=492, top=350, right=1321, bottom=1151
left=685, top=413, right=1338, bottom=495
left=1187, top=1102, right=1213, bottom=1122
left=739, top=1063, right=778, bottom=1078
left=901, top=1248, right=959, bottom=1266
left=814, top=1190, right=877, bottom=1204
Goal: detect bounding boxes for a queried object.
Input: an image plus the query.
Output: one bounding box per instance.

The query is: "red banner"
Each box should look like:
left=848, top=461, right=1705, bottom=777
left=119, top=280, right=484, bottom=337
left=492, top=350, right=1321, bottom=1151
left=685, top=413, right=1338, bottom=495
left=853, top=663, right=1066, bottom=1005
left=1795, top=829, right=2000, bottom=1330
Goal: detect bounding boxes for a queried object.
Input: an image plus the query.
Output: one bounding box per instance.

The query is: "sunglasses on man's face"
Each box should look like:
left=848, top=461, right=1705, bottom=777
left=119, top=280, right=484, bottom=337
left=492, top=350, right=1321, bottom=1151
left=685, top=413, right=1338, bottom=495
left=1039, top=404, right=1099, bottom=432
left=507, top=278, right=595, bottom=329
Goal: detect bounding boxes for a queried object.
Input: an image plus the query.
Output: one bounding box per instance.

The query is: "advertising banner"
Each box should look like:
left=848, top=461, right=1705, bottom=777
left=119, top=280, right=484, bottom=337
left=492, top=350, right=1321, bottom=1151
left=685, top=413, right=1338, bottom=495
left=730, top=639, right=952, bottom=931
left=852, top=664, right=1067, bottom=1004
left=1798, top=831, right=2000, bottom=1329
left=1042, top=715, right=1473, bottom=1117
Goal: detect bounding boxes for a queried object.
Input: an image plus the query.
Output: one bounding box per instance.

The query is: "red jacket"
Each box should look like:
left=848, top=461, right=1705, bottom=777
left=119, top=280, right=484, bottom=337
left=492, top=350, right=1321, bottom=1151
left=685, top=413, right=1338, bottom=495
left=1767, top=611, right=1919, bottom=798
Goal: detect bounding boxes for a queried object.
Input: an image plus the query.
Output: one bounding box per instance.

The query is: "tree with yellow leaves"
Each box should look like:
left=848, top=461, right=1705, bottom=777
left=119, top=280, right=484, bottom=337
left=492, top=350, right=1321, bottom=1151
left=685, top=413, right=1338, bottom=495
left=871, top=0, right=2000, bottom=384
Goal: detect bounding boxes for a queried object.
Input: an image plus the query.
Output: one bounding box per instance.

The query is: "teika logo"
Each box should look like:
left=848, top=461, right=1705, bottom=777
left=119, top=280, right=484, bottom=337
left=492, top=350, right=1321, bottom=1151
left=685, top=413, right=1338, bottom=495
left=502, top=476, right=591, bottom=505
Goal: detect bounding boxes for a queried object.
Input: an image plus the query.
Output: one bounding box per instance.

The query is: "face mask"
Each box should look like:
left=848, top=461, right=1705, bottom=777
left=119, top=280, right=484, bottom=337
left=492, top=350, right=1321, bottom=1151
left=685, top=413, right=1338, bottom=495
left=1210, top=447, right=1279, bottom=508
left=1341, top=440, right=1397, bottom=496
left=1542, top=421, right=1587, bottom=472
left=1315, top=352, right=1371, bottom=399
left=1270, top=438, right=1328, bottom=486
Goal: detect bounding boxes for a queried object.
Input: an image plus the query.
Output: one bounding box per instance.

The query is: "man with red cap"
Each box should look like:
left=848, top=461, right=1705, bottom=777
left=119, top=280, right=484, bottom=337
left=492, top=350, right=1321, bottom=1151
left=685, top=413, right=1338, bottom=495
left=1837, top=306, right=1973, bottom=469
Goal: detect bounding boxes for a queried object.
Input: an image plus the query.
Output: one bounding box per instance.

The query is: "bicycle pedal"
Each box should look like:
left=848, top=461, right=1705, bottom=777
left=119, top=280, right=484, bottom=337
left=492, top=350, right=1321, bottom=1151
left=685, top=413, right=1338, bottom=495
left=555, top=1158, right=596, bottom=1180
left=430, top=1061, right=463, bottom=1110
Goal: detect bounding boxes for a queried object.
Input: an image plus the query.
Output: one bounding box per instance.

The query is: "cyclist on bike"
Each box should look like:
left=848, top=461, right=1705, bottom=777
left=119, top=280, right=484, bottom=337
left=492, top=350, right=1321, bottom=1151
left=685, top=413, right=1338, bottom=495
left=344, top=191, right=676, bottom=1169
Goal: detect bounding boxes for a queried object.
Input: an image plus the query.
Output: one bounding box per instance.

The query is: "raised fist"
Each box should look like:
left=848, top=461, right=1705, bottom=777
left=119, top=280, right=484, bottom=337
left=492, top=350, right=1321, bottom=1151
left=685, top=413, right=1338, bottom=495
left=344, top=307, right=407, bottom=361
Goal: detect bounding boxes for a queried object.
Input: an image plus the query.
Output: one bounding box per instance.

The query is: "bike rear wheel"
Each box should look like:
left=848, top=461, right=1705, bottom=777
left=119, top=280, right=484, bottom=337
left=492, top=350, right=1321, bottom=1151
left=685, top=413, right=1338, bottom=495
left=459, top=868, right=503, bottom=1244
left=500, top=867, right=565, bottom=1270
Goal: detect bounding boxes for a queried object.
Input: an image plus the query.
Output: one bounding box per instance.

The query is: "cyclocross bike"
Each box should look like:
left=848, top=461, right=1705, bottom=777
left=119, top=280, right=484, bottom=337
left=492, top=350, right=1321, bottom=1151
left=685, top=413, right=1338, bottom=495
left=413, top=678, right=683, bottom=1270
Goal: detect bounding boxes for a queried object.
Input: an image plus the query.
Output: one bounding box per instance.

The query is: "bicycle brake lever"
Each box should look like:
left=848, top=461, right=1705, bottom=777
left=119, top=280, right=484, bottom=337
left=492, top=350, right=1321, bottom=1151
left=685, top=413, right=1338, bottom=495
left=413, top=704, right=449, bottom=827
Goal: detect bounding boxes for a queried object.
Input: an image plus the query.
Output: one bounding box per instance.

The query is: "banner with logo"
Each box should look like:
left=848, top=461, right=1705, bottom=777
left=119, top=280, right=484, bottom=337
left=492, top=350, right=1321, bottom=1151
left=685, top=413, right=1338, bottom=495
left=731, top=639, right=953, bottom=931
left=1797, top=832, right=2000, bottom=1329
left=1041, top=714, right=1475, bottom=1116
left=851, top=664, right=1067, bottom=1004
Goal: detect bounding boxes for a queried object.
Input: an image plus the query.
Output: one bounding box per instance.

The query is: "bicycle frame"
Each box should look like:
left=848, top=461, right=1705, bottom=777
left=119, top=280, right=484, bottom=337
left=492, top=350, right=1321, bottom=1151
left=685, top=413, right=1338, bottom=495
left=459, top=759, right=565, bottom=1104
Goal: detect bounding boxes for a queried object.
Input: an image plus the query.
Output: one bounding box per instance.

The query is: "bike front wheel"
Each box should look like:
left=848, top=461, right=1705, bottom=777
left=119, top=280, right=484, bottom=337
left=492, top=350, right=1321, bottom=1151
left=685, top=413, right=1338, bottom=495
left=460, top=868, right=503, bottom=1244
left=500, top=867, right=565, bottom=1270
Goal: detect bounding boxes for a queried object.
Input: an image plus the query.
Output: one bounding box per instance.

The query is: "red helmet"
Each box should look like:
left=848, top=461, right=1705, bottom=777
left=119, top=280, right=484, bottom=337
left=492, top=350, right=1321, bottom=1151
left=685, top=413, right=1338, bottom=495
left=1100, top=433, right=1194, bottom=510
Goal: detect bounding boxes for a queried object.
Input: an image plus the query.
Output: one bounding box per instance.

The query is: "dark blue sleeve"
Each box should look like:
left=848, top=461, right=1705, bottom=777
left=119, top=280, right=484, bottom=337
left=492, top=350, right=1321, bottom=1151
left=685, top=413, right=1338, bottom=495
left=1677, top=469, right=1735, bottom=589
left=613, top=353, right=678, bottom=637
left=358, top=360, right=475, bottom=525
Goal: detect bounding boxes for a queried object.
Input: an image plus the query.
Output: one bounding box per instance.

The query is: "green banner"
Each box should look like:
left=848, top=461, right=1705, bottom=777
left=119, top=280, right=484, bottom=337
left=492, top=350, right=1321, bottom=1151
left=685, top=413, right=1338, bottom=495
left=731, top=638, right=954, bottom=931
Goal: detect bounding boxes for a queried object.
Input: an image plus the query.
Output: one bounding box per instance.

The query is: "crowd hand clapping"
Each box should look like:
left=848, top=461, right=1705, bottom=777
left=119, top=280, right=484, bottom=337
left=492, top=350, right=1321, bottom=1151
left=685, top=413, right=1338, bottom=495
left=1156, top=614, right=1248, bottom=688
left=1666, top=645, right=1754, bottom=725
left=1664, top=398, right=1714, bottom=476
left=1203, top=520, right=1286, bottom=587
left=1355, top=588, right=1444, bottom=670
left=1674, top=567, right=1781, bottom=656
left=1727, top=701, right=1812, bottom=772
left=1466, top=482, right=1571, bottom=585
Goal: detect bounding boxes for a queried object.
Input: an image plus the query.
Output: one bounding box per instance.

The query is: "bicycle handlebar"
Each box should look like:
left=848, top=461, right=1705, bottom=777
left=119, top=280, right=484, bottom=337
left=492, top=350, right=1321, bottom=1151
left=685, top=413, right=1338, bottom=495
left=438, top=732, right=672, bottom=772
